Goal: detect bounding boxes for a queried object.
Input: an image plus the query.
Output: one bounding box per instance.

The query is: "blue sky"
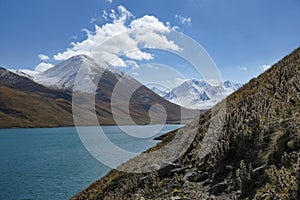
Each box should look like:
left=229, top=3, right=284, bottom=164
left=1, top=0, right=300, bottom=84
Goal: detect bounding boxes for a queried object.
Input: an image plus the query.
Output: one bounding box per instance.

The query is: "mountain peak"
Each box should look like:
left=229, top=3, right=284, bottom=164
left=149, top=86, right=168, bottom=97
left=66, top=54, right=96, bottom=64
left=185, top=78, right=206, bottom=85
left=33, top=54, right=104, bottom=91
left=44, top=54, right=99, bottom=73
left=163, top=79, right=242, bottom=109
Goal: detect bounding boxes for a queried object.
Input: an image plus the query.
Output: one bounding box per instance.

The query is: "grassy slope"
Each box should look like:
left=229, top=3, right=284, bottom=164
left=0, top=86, right=74, bottom=128
left=72, top=47, right=300, bottom=199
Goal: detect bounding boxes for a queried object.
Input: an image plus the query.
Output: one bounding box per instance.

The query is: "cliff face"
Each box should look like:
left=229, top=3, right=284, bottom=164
left=72, top=47, right=300, bottom=200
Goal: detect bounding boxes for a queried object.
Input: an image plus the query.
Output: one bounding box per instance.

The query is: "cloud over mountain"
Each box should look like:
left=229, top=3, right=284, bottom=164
left=52, top=6, right=180, bottom=68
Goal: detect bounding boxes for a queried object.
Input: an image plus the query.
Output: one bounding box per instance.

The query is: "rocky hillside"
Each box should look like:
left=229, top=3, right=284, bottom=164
left=72, top=47, right=300, bottom=199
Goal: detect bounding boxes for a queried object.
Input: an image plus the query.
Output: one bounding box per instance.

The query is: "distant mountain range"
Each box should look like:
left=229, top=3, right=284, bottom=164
left=13, top=55, right=241, bottom=112
left=150, top=80, right=242, bottom=110
left=1, top=55, right=198, bottom=128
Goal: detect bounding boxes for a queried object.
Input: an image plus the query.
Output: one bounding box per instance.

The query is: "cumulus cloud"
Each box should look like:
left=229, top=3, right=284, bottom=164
left=260, top=64, right=271, bottom=71
left=53, top=5, right=181, bottom=68
left=35, top=62, right=54, bottom=72
left=175, top=14, right=192, bottom=26
left=125, top=60, right=139, bottom=69
left=38, top=54, right=50, bottom=61
left=106, top=0, right=113, bottom=3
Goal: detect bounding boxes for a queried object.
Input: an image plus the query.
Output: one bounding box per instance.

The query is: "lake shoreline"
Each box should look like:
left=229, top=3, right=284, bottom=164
left=0, top=122, right=184, bottom=130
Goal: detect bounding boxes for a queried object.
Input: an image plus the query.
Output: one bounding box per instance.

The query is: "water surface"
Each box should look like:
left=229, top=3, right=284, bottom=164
left=0, top=125, right=181, bottom=200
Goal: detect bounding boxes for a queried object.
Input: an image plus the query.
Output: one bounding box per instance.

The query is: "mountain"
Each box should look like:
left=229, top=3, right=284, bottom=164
left=162, top=79, right=242, bottom=110
left=1, top=55, right=198, bottom=127
left=44, top=55, right=198, bottom=124
left=12, top=55, right=119, bottom=93
left=33, top=55, right=114, bottom=92
left=0, top=67, right=75, bottom=128
left=149, top=86, right=168, bottom=97
left=72, top=47, right=300, bottom=199
left=20, top=57, right=240, bottom=112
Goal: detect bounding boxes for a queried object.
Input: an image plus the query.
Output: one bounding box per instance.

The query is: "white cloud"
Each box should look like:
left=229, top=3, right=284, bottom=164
left=131, top=15, right=169, bottom=31
left=102, top=10, right=108, bottom=21
left=53, top=5, right=181, bottom=68
left=175, top=14, right=192, bottom=26
left=38, top=54, right=50, bottom=61
left=106, top=0, right=113, bottom=3
left=125, top=60, right=139, bottom=69
left=35, top=62, right=54, bottom=72
left=238, top=66, right=247, bottom=71
left=260, top=64, right=271, bottom=71
left=126, top=51, right=153, bottom=60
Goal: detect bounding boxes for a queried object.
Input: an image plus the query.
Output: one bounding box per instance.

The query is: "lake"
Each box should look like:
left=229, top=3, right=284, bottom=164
left=0, top=125, right=181, bottom=200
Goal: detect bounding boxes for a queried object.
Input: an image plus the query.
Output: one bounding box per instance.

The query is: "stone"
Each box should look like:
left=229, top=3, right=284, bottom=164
left=182, top=171, right=209, bottom=182
left=158, top=163, right=180, bottom=178
left=193, top=172, right=209, bottom=182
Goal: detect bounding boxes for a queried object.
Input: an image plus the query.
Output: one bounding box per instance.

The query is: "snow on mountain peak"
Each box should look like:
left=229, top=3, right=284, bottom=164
left=32, top=55, right=102, bottom=92
left=149, top=79, right=242, bottom=110
left=149, top=86, right=168, bottom=97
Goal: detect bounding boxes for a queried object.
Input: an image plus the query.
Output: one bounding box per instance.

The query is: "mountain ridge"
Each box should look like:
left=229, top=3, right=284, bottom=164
left=0, top=55, right=199, bottom=128
left=150, top=79, right=242, bottom=110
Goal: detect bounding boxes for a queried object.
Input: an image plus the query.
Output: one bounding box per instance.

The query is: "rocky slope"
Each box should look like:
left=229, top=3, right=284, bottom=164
left=72, top=47, right=300, bottom=199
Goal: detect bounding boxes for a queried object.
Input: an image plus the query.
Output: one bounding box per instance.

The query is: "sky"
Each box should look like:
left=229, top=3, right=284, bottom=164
left=1, top=0, right=300, bottom=86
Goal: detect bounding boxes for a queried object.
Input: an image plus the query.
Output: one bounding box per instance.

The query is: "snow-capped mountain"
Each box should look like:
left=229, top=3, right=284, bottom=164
left=34, top=55, right=120, bottom=92
left=4, top=55, right=199, bottom=125
left=35, top=55, right=99, bottom=91
left=11, top=69, right=38, bottom=80
left=12, top=54, right=241, bottom=111
left=149, top=86, right=167, bottom=97
left=13, top=55, right=124, bottom=93
left=151, top=79, right=242, bottom=110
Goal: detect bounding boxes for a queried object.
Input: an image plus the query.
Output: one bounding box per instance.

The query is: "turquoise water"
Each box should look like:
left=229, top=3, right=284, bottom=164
left=0, top=125, right=180, bottom=200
